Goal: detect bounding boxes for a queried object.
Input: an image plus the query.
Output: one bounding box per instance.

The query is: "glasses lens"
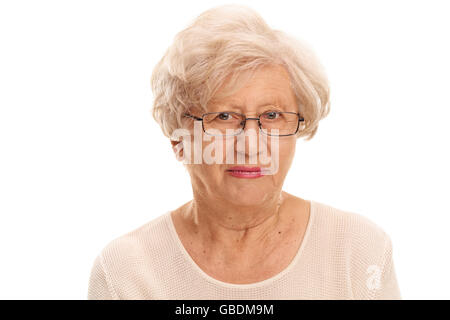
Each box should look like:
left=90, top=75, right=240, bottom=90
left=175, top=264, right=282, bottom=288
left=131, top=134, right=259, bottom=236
left=260, top=112, right=299, bottom=136
left=203, top=112, right=245, bottom=136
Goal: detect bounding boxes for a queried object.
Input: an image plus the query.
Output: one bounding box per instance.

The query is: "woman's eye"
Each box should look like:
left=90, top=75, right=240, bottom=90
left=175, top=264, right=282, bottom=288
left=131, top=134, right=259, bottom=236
left=218, top=112, right=231, bottom=120
left=264, top=111, right=279, bottom=119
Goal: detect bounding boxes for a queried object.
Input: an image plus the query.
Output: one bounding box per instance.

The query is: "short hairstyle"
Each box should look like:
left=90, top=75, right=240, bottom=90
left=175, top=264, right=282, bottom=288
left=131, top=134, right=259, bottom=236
left=151, top=4, right=330, bottom=140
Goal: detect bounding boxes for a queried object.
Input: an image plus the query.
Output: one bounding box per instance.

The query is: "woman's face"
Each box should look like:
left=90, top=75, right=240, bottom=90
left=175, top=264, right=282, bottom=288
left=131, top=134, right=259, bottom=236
left=179, top=64, right=299, bottom=207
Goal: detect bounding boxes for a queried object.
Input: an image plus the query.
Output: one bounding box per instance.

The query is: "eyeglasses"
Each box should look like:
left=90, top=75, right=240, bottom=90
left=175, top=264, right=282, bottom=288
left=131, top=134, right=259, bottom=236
left=183, top=111, right=305, bottom=136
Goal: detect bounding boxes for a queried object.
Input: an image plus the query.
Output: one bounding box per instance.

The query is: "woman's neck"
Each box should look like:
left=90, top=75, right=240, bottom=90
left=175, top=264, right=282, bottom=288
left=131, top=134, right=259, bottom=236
left=180, top=191, right=290, bottom=250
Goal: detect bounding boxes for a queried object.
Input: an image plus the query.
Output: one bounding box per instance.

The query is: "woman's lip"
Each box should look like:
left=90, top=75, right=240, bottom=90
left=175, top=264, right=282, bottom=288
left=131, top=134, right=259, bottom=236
left=227, top=170, right=263, bottom=178
left=226, top=166, right=264, bottom=179
left=226, top=166, right=261, bottom=172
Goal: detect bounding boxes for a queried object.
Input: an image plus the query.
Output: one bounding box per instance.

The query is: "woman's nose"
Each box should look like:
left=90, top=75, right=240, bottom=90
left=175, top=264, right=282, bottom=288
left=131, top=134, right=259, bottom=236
left=236, top=117, right=266, bottom=160
left=243, top=117, right=260, bottom=133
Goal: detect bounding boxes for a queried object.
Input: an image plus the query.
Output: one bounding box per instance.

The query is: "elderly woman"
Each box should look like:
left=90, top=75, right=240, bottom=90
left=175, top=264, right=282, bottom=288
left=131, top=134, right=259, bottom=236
left=88, top=5, right=401, bottom=300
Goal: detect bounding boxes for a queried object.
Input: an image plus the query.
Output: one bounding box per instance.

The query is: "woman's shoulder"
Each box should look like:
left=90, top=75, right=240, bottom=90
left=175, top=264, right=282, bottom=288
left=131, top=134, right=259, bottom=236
left=88, top=212, right=176, bottom=299
left=311, top=199, right=390, bottom=241
left=96, top=212, right=173, bottom=266
left=309, top=200, right=399, bottom=299
left=309, top=199, right=392, bottom=259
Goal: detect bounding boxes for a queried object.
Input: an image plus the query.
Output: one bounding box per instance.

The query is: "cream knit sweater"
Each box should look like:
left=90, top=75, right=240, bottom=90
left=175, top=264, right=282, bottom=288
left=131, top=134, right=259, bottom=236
left=87, top=199, right=401, bottom=299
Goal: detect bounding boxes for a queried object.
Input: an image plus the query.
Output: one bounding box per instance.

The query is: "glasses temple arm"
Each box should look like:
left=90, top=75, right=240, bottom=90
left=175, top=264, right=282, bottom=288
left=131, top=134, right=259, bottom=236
left=183, top=113, right=203, bottom=121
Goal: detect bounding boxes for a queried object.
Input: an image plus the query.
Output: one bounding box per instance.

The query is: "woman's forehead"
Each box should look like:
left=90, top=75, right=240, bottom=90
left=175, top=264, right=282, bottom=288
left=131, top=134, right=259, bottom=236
left=208, top=90, right=297, bottom=113
left=209, top=66, right=296, bottom=107
left=217, top=65, right=292, bottom=94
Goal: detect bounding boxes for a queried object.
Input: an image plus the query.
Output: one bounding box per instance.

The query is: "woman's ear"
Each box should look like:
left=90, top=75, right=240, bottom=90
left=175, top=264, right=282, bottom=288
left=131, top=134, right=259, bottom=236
left=171, top=140, right=184, bottom=162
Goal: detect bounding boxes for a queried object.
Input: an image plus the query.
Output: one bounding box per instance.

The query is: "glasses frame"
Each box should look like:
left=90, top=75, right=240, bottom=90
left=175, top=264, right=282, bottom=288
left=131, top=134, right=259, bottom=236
left=183, top=111, right=305, bottom=136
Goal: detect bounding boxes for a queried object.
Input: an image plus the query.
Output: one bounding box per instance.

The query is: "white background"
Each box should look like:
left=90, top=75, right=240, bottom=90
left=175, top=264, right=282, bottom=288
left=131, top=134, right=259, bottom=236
left=0, top=0, right=449, bottom=299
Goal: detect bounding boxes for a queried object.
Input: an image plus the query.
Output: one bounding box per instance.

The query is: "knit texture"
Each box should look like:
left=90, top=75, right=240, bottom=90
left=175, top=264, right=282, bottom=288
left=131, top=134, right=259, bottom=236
left=87, top=199, right=401, bottom=299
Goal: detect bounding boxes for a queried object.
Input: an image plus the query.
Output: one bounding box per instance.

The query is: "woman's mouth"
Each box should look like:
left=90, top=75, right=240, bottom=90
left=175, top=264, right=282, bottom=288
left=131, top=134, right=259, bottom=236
left=226, top=166, right=263, bottom=178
